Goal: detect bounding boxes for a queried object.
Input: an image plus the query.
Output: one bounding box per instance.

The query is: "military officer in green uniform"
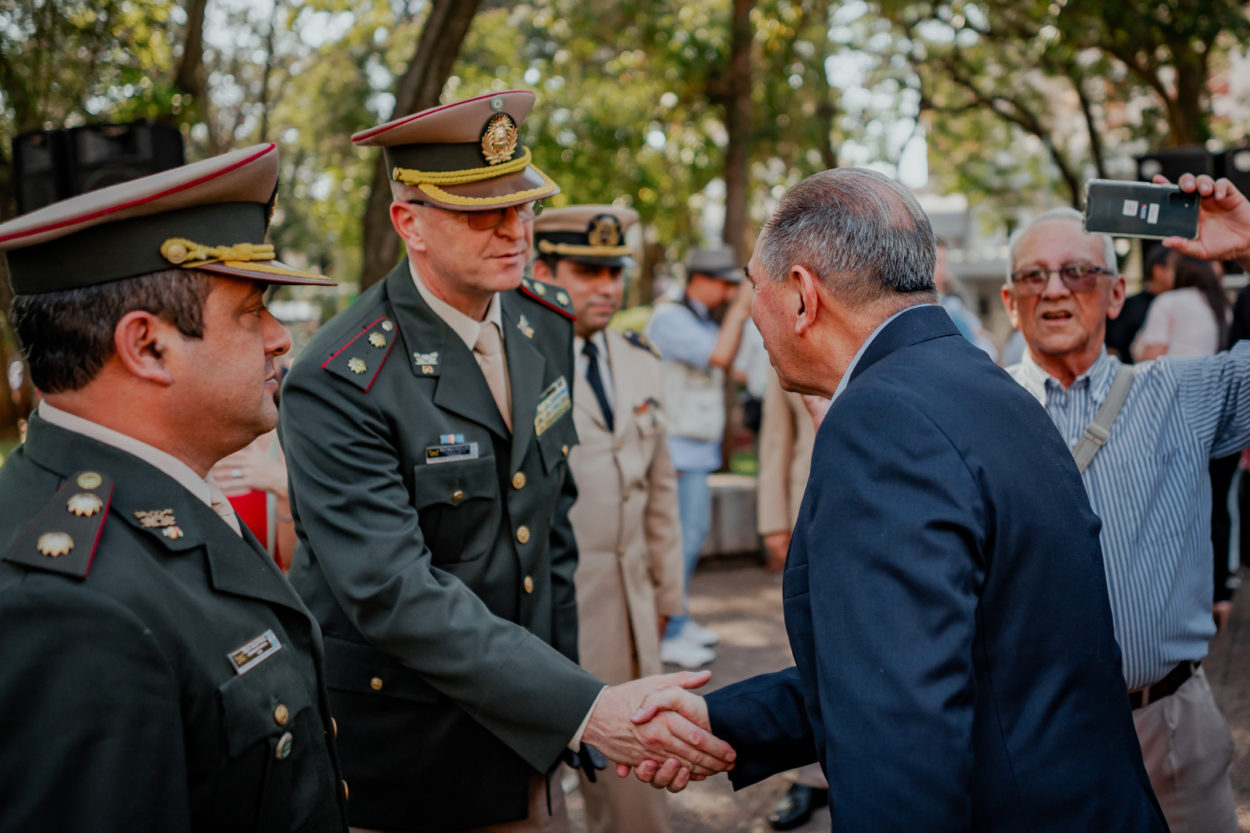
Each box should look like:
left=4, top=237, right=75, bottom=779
left=0, top=144, right=349, bottom=832
left=279, top=91, right=735, bottom=833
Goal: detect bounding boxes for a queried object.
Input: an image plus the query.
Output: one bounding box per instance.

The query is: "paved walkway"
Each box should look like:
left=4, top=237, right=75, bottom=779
left=566, top=558, right=1250, bottom=832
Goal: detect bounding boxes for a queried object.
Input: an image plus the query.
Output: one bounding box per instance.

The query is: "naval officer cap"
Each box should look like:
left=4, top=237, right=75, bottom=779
left=352, top=90, right=560, bottom=211
left=534, top=205, right=640, bottom=267
left=0, top=143, right=334, bottom=296
left=686, top=246, right=744, bottom=284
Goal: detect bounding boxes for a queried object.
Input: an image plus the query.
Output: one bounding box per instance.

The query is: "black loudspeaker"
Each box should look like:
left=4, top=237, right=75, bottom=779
left=11, top=122, right=184, bottom=214
left=1136, top=145, right=1214, bottom=183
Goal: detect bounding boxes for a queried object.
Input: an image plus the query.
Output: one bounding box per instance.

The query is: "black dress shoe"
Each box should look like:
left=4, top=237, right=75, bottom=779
left=768, top=784, right=829, bottom=831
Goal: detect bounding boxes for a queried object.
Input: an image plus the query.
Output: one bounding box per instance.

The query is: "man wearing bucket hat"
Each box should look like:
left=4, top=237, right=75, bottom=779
left=0, top=143, right=349, bottom=831
left=279, top=93, right=734, bottom=833
left=645, top=247, right=753, bottom=669
left=531, top=205, right=683, bottom=833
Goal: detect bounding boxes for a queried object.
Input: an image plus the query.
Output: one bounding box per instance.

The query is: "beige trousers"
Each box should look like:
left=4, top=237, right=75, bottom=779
left=579, top=769, right=673, bottom=833
left=1132, top=665, right=1238, bottom=833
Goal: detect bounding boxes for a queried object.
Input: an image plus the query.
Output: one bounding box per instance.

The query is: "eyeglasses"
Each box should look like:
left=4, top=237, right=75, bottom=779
left=406, top=199, right=543, bottom=231
left=1009, top=264, right=1111, bottom=296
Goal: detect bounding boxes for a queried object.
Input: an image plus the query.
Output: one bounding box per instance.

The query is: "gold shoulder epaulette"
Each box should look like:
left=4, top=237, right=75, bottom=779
left=519, top=277, right=576, bottom=321
left=2, top=470, right=113, bottom=580
left=322, top=315, right=397, bottom=391
left=622, top=330, right=660, bottom=358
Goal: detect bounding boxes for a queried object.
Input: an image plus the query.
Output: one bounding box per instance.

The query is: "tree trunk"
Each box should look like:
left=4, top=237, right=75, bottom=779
left=359, top=0, right=484, bottom=290
left=720, top=0, right=753, bottom=261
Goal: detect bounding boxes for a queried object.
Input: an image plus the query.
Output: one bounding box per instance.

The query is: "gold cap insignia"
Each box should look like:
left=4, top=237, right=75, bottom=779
left=77, top=471, right=103, bottom=490
left=162, top=525, right=184, bottom=540
left=381, top=320, right=394, bottom=332
left=589, top=215, right=623, bottom=247
left=517, top=316, right=534, bottom=339
left=37, top=532, right=74, bottom=557
left=134, top=508, right=176, bottom=529
left=66, top=493, right=104, bottom=517
left=348, top=357, right=367, bottom=375
left=481, top=113, right=519, bottom=166
left=369, top=332, right=387, bottom=349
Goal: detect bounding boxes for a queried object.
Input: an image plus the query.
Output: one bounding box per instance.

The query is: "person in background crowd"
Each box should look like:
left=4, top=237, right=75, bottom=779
left=1132, top=255, right=1230, bottom=361
left=646, top=247, right=753, bottom=669
left=532, top=204, right=684, bottom=833
left=211, top=426, right=296, bottom=570
left=279, top=92, right=734, bottom=833
left=999, top=170, right=1250, bottom=832
left=1106, top=244, right=1175, bottom=362
left=0, top=144, right=350, bottom=831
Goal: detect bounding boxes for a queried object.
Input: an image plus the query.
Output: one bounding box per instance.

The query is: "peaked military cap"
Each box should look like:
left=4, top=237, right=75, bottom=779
left=352, top=90, right=560, bottom=211
left=686, top=246, right=744, bottom=284
left=0, top=143, right=334, bottom=295
left=533, top=204, right=639, bottom=267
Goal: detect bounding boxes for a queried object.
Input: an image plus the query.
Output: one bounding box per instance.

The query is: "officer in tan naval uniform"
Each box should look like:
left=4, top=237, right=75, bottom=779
left=279, top=92, right=735, bottom=833
left=0, top=145, right=349, bottom=832
left=531, top=205, right=684, bottom=833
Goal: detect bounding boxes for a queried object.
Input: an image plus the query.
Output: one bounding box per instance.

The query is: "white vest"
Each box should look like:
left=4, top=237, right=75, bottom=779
left=661, top=360, right=725, bottom=441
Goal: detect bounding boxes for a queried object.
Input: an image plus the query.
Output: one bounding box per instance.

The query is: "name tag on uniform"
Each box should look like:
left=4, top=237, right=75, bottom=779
left=426, top=441, right=480, bottom=464
left=228, top=629, right=282, bottom=676
left=534, top=376, right=572, bottom=436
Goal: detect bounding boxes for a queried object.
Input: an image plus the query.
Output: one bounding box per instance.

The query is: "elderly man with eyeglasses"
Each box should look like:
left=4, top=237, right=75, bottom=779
left=278, top=92, right=735, bottom=833
left=1001, top=175, right=1250, bottom=833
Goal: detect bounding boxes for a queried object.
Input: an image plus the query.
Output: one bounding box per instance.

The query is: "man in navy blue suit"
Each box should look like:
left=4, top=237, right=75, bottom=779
left=632, top=168, right=1167, bottom=831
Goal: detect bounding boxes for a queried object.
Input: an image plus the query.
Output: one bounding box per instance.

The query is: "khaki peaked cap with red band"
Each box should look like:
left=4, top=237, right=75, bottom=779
left=0, top=143, right=334, bottom=296
left=533, top=205, right=639, bottom=267
left=353, top=90, right=560, bottom=211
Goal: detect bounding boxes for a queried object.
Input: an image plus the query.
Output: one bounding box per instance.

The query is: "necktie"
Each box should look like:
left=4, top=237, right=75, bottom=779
left=474, top=322, right=512, bottom=431
left=582, top=340, right=615, bottom=433
left=207, top=480, right=243, bottom=536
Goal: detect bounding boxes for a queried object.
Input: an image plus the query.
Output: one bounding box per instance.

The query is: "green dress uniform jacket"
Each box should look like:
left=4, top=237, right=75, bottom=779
left=0, top=417, right=349, bottom=833
left=280, top=261, right=604, bottom=833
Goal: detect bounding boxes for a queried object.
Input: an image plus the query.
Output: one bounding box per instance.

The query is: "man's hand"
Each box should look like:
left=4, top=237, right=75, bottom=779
left=1214, top=601, right=1233, bottom=634
left=581, top=671, right=735, bottom=784
left=763, top=531, right=790, bottom=572
left=1154, top=173, right=1250, bottom=268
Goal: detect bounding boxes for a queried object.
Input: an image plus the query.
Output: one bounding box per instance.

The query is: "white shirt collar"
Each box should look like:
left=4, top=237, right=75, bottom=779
left=409, top=261, right=504, bottom=350
left=38, top=399, right=215, bottom=508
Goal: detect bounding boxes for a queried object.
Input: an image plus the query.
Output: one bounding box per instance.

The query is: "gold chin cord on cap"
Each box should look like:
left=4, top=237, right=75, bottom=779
left=391, top=146, right=534, bottom=188
left=160, top=237, right=276, bottom=267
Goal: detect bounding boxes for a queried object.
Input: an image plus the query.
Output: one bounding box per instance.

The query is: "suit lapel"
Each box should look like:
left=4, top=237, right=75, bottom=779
left=849, top=304, right=960, bottom=385
left=605, top=331, right=630, bottom=440
left=502, top=296, right=545, bottom=472
left=385, top=263, right=510, bottom=439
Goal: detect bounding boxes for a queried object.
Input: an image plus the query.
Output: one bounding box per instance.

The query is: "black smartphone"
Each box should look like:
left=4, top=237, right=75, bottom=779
left=1083, top=179, right=1200, bottom=240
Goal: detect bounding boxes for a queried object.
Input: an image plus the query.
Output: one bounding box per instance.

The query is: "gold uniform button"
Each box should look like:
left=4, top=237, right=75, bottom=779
left=511, top=472, right=526, bottom=490
left=273, top=704, right=290, bottom=726
left=561, top=444, right=569, bottom=457
left=451, top=489, right=465, bottom=504
left=523, top=575, right=534, bottom=594
left=370, top=676, right=384, bottom=691
left=342, top=779, right=350, bottom=801
left=274, top=731, right=294, bottom=760
left=516, top=525, right=531, bottom=544
left=331, top=717, right=339, bottom=738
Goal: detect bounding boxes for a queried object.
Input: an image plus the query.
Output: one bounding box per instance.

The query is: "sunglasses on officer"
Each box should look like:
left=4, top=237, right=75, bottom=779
left=406, top=199, right=544, bottom=231
left=1009, top=263, right=1112, bottom=297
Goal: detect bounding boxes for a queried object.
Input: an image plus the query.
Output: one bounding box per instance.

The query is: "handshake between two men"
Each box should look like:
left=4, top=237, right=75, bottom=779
left=581, top=670, right=734, bottom=793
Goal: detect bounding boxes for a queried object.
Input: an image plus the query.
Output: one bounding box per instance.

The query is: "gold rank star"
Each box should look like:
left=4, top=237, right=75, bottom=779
left=66, top=493, right=104, bottom=517
left=37, top=532, right=74, bottom=557
left=369, top=332, right=387, bottom=349
left=348, top=357, right=367, bottom=375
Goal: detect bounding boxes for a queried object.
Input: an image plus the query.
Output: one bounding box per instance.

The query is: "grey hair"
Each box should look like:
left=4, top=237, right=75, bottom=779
left=1007, top=207, right=1118, bottom=278
left=389, top=180, right=424, bottom=202
left=757, top=168, right=937, bottom=307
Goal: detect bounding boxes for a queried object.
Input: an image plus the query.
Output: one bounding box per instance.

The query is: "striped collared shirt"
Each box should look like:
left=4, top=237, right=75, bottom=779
left=1009, top=343, right=1250, bottom=688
